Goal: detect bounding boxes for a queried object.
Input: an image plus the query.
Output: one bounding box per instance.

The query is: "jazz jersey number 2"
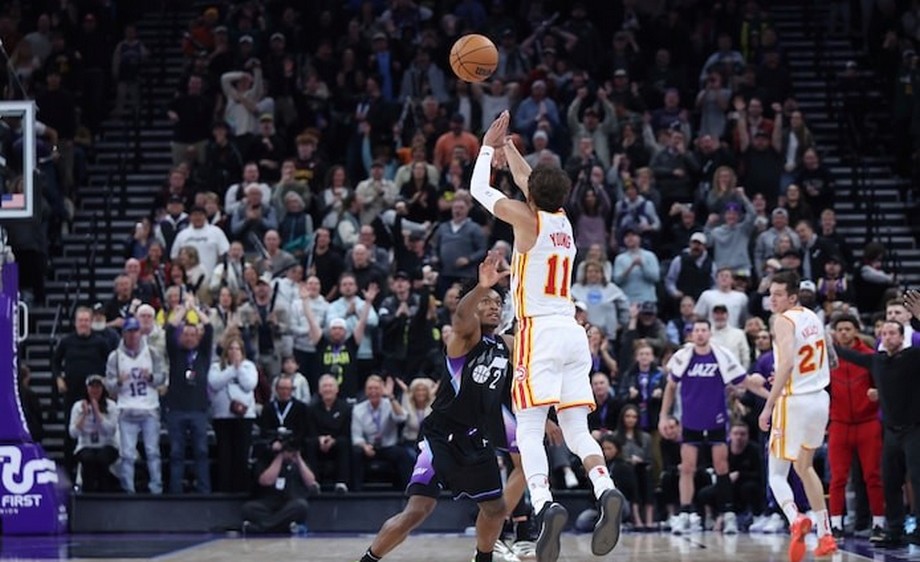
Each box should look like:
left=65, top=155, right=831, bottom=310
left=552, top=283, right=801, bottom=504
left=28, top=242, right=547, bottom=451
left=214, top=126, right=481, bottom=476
left=543, top=254, right=571, bottom=298
left=797, top=339, right=826, bottom=375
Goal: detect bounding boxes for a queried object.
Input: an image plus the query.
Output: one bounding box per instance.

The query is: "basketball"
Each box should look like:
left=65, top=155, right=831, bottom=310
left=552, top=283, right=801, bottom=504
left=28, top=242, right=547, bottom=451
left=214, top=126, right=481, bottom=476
left=449, top=34, right=498, bottom=83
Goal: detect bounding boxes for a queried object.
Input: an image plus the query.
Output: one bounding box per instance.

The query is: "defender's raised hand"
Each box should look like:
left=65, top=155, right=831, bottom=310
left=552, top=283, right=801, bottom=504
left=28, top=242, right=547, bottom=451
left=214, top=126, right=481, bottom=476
left=478, top=250, right=510, bottom=288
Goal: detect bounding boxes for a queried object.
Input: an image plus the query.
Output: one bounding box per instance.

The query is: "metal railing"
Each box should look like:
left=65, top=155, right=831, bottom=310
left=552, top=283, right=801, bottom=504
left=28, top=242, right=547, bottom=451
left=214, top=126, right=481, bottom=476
left=47, top=301, right=64, bottom=421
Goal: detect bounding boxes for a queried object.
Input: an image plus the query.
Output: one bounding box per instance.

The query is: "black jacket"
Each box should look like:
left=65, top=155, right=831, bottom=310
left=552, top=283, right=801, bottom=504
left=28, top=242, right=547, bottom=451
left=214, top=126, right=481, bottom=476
left=836, top=321, right=920, bottom=428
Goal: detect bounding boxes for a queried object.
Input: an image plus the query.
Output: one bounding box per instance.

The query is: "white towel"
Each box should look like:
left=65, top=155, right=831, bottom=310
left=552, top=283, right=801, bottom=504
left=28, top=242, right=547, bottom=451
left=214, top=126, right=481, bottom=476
left=667, top=342, right=747, bottom=384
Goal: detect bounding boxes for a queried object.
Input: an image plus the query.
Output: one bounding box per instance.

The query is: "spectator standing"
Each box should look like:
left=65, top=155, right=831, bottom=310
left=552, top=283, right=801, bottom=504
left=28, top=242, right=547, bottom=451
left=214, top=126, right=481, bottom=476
left=710, top=305, right=752, bottom=369
left=167, top=75, right=214, bottom=166
left=171, top=206, right=231, bottom=284
left=665, top=232, right=715, bottom=302
left=69, top=375, right=119, bottom=493
left=105, top=317, right=166, bottom=494
left=433, top=197, right=487, bottom=296
left=53, top=307, right=113, bottom=476
left=570, top=261, right=630, bottom=346
left=164, top=299, right=214, bottom=493
left=695, top=268, right=750, bottom=328
left=612, top=227, right=660, bottom=305
left=356, top=162, right=399, bottom=226
left=111, top=24, right=148, bottom=117
left=753, top=208, right=801, bottom=277
left=312, top=282, right=379, bottom=398
left=239, top=274, right=289, bottom=378
left=209, top=337, right=259, bottom=493
left=704, top=194, right=758, bottom=276
left=826, top=316, right=885, bottom=539
left=231, top=185, right=280, bottom=253
left=834, top=312, right=920, bottom=547
left=378, top=271, right=434, bottom=382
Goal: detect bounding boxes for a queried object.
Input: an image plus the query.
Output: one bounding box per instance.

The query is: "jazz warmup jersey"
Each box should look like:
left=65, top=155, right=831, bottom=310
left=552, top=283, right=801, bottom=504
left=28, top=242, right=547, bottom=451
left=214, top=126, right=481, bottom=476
left=510, top=210, right=593, bottom=413
left=770, top=306, right=831, bottom=461
left=408, top=335, right=515, bottom=501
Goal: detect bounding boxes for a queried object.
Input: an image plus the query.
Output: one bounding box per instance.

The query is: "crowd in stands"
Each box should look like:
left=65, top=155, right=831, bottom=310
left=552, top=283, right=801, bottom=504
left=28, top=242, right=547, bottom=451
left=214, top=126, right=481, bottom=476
left=9, top=0, right=920, bottom=539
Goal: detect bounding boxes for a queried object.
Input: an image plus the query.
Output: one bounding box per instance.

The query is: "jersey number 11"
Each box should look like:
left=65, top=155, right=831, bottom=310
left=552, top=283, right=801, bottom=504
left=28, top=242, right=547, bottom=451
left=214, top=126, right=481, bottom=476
left=543, top=254, right=571, bottom=298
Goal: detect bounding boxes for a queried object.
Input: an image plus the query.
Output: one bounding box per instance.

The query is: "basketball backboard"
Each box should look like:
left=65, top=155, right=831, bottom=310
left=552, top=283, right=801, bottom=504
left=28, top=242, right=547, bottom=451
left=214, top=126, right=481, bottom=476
left=0, top=101, right=36, bottom=220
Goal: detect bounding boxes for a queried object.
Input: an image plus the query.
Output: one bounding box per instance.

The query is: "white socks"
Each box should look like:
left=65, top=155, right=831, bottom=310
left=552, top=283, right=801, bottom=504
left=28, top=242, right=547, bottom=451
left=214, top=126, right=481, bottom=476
left=588, top=465, right=615, bottom=498
left=815, top=510, right=831, bottom=538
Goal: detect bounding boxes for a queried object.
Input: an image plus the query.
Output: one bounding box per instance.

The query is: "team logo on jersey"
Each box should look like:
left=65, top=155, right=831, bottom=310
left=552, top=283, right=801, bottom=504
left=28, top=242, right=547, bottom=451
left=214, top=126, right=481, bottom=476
left=472, top=365, right=490, bottom=384
left=515, top=365, right=527, bottom=381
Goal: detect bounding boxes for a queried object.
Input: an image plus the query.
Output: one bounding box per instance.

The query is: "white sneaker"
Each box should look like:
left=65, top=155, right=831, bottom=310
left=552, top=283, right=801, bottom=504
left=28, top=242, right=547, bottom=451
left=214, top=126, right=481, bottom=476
left=664, top=514, right=679, bottom=532
left=688, top=513, right=703, bottom=533
left=491, top=539, right=521, bottom=562
left=334, top=482, right=348, bottom=493
left=671, top=512, right=690, bottom=535
left=510, top=541, right=536, bottom=560
left=749, top=514, right=769, bottom=533
left=563, top=467, right=579, bottom=489
left=722, top=511, right=739, bottom=534
left=762, top=513, right=786, bottom=533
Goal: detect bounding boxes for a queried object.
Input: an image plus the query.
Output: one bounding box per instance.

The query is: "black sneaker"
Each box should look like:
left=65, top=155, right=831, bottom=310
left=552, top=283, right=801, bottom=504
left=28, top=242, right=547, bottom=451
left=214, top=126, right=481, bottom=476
left=535, top=502, right=568, bottom=562
left=592, top=488, right=626, bottom=556
left=832, top=527, right=845, bottom=540
left=869, top=526, right=885, bottom=543
left=874, top=529, right=905, bottom=549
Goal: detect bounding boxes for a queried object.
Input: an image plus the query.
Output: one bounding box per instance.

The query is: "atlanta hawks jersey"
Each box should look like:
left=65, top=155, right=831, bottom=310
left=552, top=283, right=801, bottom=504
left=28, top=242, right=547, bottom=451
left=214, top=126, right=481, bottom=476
left=510, top=210, right=576, bottom=320
left=774, top=306, right=830, bottom=396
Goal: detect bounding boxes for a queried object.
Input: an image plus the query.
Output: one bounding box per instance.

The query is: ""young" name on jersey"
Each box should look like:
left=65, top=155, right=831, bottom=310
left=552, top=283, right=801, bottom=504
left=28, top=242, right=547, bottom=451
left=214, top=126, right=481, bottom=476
left=549, top=232, right=572, bottom=248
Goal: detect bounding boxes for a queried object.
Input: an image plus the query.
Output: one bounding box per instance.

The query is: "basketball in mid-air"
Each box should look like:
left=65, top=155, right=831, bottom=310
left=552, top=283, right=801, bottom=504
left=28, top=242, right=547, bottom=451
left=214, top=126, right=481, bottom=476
left=449, top=34, right=499, bottom=83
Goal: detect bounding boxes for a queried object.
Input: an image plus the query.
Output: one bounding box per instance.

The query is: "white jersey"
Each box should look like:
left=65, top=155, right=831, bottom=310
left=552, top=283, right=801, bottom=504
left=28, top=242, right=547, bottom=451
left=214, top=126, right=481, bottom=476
left=511, top=210, right=576, bottom=320
left=774, top=306, right=830, bottom=396
left=108, top=346, right=160, bottom=410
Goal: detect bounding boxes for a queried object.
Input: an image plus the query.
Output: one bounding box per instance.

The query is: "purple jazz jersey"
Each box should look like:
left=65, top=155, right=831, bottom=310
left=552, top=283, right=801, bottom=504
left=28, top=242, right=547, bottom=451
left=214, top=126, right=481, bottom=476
left=751, top=351, right=774, bottom=390
left=670, top=351, right=744, bottom=431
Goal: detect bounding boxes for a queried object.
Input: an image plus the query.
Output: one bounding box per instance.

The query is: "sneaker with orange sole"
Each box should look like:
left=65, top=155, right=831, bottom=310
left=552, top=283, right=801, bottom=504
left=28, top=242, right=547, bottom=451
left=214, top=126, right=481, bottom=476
left=814, top=535, right=838, bottom=557
left=788, top=515, right=813, bottom=562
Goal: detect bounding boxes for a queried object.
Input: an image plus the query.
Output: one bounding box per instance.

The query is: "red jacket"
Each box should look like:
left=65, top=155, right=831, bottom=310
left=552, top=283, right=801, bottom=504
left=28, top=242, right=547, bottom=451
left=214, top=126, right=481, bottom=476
left=829, top=338, right=877, bottom=424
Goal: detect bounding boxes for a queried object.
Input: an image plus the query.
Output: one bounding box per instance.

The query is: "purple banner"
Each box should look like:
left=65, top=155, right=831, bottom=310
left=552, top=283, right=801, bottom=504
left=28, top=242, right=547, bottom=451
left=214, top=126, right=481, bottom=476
left=0, top=263, right=68, bottom=534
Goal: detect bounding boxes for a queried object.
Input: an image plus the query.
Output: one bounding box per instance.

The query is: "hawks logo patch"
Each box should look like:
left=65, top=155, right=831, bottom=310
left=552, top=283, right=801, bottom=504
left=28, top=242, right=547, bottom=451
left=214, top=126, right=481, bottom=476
left=515, top=365, right=527, bottom=381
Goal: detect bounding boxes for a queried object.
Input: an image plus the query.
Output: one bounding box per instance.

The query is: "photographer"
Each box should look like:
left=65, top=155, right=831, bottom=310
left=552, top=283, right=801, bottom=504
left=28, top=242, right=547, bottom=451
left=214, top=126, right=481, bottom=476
left=258, top=375, right=310, bottom=452
left=241, top=444, right=317, bottom=535
left=231, top=184, right=279, bottom=254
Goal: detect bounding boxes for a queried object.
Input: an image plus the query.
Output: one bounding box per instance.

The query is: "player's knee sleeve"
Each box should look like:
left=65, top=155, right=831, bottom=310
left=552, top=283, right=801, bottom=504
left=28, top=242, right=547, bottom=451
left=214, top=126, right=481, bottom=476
left=557, top=407, right=603, bottom=461
left=768, top=455, right=792, bottom=495
left=515, top=406, right=551, bottom=477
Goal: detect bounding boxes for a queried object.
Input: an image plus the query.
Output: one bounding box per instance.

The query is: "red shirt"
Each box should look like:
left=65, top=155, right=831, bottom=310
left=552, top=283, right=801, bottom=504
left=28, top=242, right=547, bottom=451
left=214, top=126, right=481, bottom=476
left=829, top=338, right=877, bottom=424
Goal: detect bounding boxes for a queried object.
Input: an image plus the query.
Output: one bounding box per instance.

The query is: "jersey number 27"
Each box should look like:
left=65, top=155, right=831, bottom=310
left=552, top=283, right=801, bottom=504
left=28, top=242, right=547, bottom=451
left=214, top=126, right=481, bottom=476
left=797, top=340, right=826, bottom=375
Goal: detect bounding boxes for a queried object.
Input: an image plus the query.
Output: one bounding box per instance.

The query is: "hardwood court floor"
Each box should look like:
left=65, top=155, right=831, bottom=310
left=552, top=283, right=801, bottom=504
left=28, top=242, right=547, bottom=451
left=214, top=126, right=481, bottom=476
left=2, top=532, right=915, bottom=561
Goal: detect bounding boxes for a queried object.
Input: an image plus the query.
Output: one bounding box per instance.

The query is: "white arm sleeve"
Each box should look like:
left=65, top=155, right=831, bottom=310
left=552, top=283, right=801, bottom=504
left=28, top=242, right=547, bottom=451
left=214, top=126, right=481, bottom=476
left=470, top=146, right=507, bottom=215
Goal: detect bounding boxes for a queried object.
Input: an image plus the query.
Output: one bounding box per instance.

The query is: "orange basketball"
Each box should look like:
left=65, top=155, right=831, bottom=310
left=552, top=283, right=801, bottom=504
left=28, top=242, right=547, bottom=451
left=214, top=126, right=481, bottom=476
left=450, top=34, right=499, bottom=83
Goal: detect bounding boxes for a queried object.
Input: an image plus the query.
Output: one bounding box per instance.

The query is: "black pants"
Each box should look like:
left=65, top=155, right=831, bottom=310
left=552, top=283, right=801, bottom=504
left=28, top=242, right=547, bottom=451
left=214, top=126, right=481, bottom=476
left=882, top=425, right=920, bottom=530
left=241, top=497, right=309, bottom=533
left=213, top=418, right=254, bottom=493
left=851, top=453, right=871, bottom=530
left=77, top=446, right=118, bottom=493
left=293, top=349, right=320, bottom=394
left=351, top=445, right=413, bottom=491
left=698, top=479, right=763, bottom=515
left=304, top=440, right=350, bottom=485
left=16, top=250, right=46, bottom=304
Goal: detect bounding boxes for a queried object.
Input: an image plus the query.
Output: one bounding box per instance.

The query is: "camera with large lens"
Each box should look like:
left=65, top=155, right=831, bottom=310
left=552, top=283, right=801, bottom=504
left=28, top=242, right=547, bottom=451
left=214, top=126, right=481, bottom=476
left=273, top=427, right=298, bottom=452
